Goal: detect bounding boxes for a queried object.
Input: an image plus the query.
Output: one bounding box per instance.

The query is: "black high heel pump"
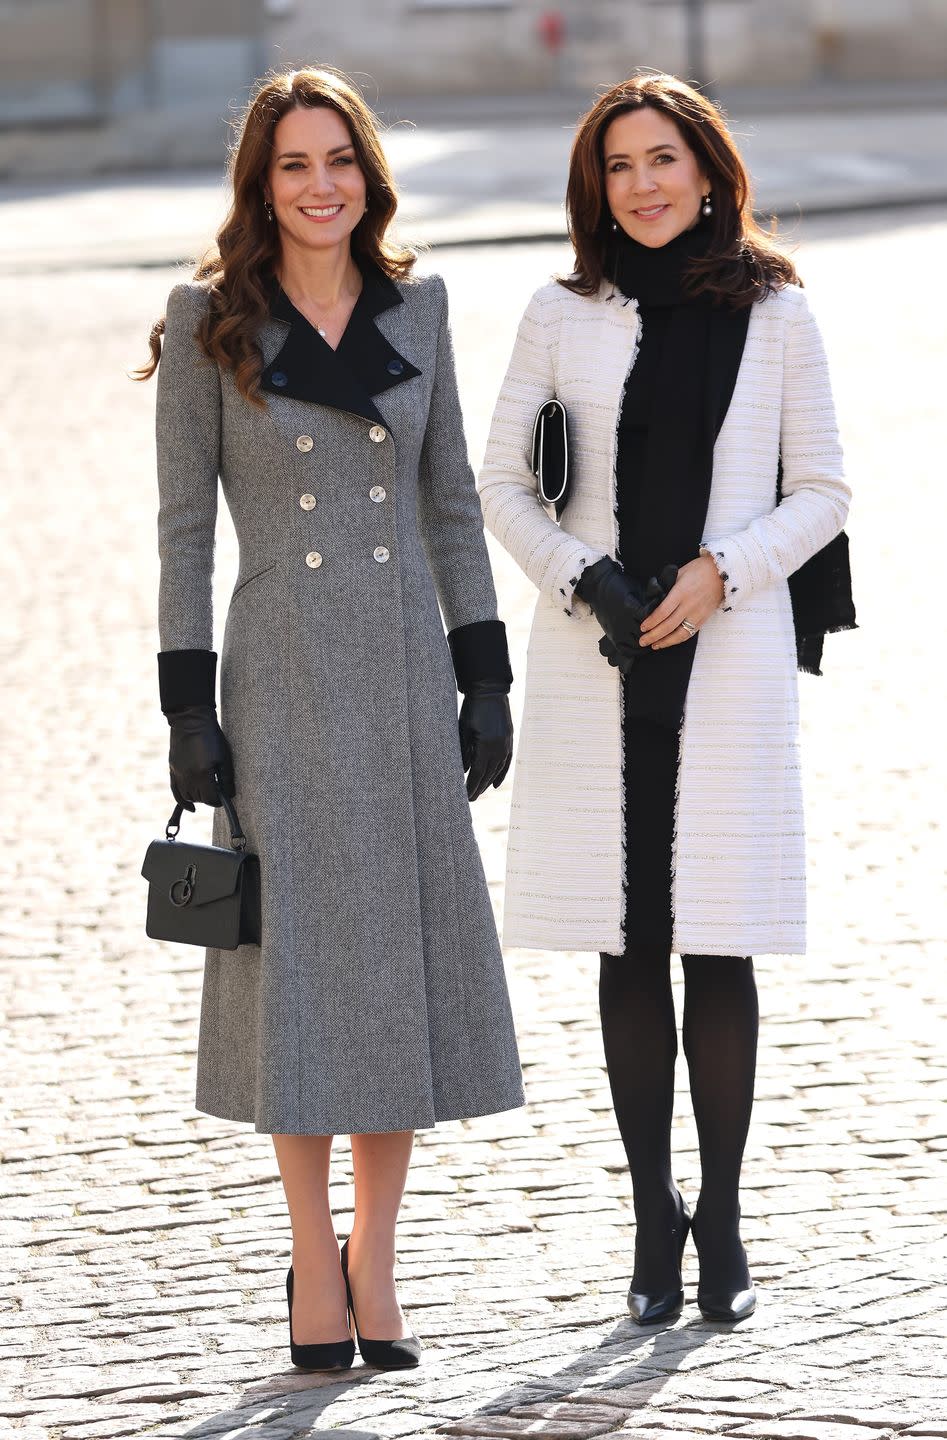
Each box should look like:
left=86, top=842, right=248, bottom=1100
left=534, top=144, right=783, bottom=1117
left=692, top=1208, right=757, bottom=1322
left=286, top=1265, right=356, bottom=1371
left=628, top=1193, right=692, bottom=1326
left=340, top=1239, right=421, bottom=1369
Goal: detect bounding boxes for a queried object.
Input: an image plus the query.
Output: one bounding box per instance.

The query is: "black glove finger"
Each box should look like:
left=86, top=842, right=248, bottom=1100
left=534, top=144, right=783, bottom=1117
left=169, top=774, right=196, bottom=813
left=459, top=718, right=475, bottom=773
left=493, top=752, right=512, bottom=789
left=215, top=751, right=236, bottom=799
left=480, top=740, right=511, bottom=795
left=193, top=771, right=224, bottom=807
left=658, top=563, right=679, bottom=592
left=466, top=743, right=492, bottom=802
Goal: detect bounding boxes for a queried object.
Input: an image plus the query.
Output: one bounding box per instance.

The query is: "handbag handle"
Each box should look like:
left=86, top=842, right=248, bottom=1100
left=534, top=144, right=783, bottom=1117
left=166, top=789, right=247, bottom=851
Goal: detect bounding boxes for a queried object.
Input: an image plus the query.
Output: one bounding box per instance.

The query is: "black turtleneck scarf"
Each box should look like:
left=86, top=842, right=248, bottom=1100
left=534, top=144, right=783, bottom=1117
left=611, top=224, right=750, bottom=731
left=612, top=225, right=749, bottom=950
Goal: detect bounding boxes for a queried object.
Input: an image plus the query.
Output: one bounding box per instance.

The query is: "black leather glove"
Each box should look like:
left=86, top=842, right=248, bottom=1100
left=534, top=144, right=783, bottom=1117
left=446, top=620, right=514, bottom=802
left=167, top=704, right=235, bottom=810
left=598, top=563, right=679, bottom=676
left=459, top=684, right=514, bottom=801
left=158, top=650, right=234, bottom=810
left=575, top=557, right=652, bottom=665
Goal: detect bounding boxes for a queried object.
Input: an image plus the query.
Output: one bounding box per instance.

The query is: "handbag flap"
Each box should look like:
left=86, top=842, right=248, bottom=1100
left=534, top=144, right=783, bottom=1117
left=141, top=838, right=245, bottom=907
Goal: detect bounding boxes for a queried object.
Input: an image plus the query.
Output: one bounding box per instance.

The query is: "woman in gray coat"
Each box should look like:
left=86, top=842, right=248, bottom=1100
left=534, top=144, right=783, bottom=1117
left=136, top=66, right=524, bottom=1372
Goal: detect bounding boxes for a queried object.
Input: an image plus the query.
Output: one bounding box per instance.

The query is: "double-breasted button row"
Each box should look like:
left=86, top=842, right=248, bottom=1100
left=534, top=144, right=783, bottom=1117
left=304, top=547, right=389, bottom=568
left=301, top=422, right=389, bottom=570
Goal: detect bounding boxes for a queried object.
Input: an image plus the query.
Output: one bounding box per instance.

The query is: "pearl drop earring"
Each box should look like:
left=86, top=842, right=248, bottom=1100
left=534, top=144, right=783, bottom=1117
left=701, top=193, right=712, bottom=217
left=611, top=218, right=618, bottom=232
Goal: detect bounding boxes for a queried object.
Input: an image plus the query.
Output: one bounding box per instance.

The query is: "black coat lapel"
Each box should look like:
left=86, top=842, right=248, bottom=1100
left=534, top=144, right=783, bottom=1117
left=260, top=262, right=421, bottom=424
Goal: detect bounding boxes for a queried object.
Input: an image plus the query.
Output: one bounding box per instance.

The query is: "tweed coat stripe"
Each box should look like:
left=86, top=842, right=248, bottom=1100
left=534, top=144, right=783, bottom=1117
left=478, top=279, right=850, bottom=957
left=156, top=275, right=524, bottom=1134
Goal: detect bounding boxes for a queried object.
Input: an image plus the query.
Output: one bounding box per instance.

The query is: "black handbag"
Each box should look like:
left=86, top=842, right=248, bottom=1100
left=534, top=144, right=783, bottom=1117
left=141, top=793, right=261, bottom=950
left=531, top=398, right=570, bottom=521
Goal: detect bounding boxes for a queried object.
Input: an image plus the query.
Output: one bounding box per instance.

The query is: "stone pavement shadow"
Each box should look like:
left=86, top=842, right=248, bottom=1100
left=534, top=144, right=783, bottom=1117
left=442, top=1312, right=722, bottom=1434
left=160, top=1315, right=721, bottom=1440
left=170, top=1365, right=382, bottom=1440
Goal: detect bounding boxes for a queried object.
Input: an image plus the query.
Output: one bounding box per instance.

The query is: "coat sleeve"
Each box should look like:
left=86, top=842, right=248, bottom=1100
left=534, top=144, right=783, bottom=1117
left=478, top=285, right=606, bottom=618
left=416, top=275, right=501, bottom=633
left=156, top=282, right=221, bottom=652
left=701, top=287, right=851, bottom=612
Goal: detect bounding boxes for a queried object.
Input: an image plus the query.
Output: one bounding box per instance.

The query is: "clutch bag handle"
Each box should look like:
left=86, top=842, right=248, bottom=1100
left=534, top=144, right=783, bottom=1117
left=165, top=787, right=247, bottom=851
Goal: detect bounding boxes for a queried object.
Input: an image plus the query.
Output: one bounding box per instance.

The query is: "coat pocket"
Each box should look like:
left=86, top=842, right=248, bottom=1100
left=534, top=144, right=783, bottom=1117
left=229, top=562, right=278, bottom=608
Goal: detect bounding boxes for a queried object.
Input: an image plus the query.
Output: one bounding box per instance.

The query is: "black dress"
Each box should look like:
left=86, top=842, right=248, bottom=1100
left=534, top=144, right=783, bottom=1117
left=617, top=304, right=679, bottom=953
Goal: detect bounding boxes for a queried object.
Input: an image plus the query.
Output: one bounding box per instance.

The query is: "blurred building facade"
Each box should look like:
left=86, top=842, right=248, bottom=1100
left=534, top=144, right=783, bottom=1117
left=267, top=0, right=947, bottom=94
left=0, top=0, right=263, bottom=172
left=0, top=0, right=944, bottom=176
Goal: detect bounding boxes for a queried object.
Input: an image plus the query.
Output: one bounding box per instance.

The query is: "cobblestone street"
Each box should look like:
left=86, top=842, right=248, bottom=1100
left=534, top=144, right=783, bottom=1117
left=2, top=209, right=946, bottom=1440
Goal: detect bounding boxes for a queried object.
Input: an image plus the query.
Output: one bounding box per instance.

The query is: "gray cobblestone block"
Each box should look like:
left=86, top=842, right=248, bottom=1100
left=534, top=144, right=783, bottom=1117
left=727, top=1424, right=900, bottom=1439
left=443, top=1420, right=617, bottom=1438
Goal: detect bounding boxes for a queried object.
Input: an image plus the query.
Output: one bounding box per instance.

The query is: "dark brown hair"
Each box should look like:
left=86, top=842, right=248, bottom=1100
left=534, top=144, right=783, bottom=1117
left=562, top=71, right=797, bottom=305
left=134, top=65, right=416, bottom=404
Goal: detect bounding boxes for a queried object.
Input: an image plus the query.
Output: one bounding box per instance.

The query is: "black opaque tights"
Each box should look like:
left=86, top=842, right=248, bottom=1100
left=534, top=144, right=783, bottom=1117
left=599, top=947, right=759, bottom=1295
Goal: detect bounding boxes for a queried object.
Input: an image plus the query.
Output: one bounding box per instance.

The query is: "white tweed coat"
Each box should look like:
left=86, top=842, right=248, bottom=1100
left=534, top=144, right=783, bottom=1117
left=479, top=277, right=851, bottom=958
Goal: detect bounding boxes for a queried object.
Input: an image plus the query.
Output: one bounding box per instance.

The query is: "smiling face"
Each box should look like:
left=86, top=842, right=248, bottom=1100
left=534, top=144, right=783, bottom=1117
left=265, top=104, right=368, bottom=257
left=603, top=106, right=709, bottom=249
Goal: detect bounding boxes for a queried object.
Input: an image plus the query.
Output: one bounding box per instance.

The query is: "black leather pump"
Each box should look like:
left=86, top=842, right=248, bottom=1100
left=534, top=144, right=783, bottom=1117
left=628, top=1193, right=692, bottom=1326
left=340, top=1239, right=421, bottom=1369
left=692, top=1209, right=757, bottom=1322
left=286, top=1266, right=356, bottom=1371
left=697, top=1285, right=757, bottom=1322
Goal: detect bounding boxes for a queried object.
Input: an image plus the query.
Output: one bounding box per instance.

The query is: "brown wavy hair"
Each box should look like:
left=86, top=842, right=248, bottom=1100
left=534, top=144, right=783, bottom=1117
left=562, top=71, right=797, bottom=305
left=134, top=65, right=416, bottom=405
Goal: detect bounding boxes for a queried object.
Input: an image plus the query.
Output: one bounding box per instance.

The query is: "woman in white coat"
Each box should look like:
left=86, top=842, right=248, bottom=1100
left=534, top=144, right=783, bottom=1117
left=480, top=73, right=853, bottom=1325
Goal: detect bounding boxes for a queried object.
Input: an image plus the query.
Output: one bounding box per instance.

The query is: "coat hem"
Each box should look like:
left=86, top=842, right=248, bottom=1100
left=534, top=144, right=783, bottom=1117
left=503, top=934, right=806, bottom=958
left=195, top=1089, right=526, bottom=1136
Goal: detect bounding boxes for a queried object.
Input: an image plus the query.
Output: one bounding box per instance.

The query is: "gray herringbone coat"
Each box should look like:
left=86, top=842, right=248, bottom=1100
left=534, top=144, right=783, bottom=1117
left=156, top=272, right=524, bottom=1135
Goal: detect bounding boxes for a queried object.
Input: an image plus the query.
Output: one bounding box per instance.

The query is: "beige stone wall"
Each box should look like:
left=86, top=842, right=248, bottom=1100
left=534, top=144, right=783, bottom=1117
left=262, top=0, right=947, bottom=93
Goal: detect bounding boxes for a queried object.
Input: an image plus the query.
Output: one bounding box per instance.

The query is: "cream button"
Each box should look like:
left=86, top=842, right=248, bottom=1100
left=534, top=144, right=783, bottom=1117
left=296, top=435, right=314, bottom=452
left=373, top=546, right=390, bottom=564
left=370, top=485, right=387, bottom=503
left=299, top=493, right=316, bottom=511
left=369, top=425, right=387, bottom=443
left=305, top=551, right=323, bottom=569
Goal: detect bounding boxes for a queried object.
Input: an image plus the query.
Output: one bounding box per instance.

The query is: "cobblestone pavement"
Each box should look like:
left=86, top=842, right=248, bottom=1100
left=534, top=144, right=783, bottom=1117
left=2, top=209, right=946, bottom=1440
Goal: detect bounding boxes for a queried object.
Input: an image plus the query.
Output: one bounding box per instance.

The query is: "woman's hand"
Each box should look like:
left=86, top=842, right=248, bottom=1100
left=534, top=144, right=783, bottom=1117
left=638, top=554, right=725, bottom=650
left=459, top=687, right=514, bottom=800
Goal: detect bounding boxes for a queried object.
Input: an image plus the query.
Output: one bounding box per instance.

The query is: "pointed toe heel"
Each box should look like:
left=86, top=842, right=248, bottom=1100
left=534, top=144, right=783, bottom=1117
left=628, top=1287, right=685, bottom=1325
left=341, top=1240, right=421, bottom=1370
left=286, top=1266, right=356, bottom=1372
left=697, top=1285, right=757, bottom=1323
left=627, top=1195, right=692, bottom=1327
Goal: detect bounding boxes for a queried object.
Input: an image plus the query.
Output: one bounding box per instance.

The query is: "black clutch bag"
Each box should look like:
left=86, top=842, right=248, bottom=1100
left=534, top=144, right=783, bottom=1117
left=141, top=793, right=260, bottom=950
left=531, top=398, right=570, bottom=521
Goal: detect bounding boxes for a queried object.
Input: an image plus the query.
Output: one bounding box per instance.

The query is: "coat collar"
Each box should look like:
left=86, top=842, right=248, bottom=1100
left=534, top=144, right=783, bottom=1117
left=260, top=260, right=422, bottom=425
